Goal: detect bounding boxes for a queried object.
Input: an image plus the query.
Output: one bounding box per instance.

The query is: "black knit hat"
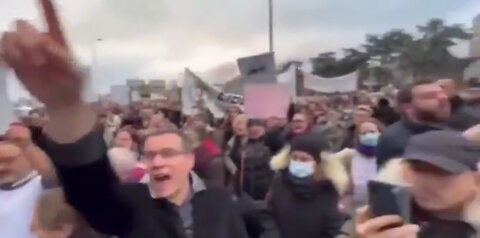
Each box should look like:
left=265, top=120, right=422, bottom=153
left=290, top=133, right=328, bottom=163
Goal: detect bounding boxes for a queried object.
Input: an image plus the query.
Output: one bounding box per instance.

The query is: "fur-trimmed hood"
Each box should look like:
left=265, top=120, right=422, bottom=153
left=270, top=146, right=350, bottom=196
left=378, top=158, right=480, bottom=234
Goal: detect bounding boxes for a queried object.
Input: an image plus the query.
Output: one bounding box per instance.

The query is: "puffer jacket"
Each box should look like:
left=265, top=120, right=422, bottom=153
left=237, top=139, right=274, bottom=200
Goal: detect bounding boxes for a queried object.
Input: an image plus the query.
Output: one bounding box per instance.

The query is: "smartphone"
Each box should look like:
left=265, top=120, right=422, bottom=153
left=368, top=180, right=411, bottom=223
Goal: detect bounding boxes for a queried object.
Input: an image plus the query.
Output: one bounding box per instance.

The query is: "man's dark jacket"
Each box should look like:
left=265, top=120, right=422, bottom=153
left=238, top=138, right=274, bottom=200
left=447, top=96, right=480, bottom=131
left=43, top=130, right=248, bottom=238
left=413, top=203, right=476, bottom=238
left=376, top=118, right=441, bottom=168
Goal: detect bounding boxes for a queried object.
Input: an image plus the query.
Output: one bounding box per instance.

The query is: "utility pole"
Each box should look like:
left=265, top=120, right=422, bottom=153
left=269, top=0, right=274, bottom=52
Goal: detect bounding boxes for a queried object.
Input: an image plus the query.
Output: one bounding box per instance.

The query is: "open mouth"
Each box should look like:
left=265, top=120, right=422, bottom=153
left=153, top=174, right=171, bottom=182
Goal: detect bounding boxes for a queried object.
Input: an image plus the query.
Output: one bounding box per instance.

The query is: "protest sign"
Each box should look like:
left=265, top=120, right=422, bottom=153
left=303, top=70, right=358, bottom=93
left=237, top=52, right=276, bottom=76
left=237, top=52, right=277, bottom=84
left=244, top=84, right=290, bottom=119
left=110, top=85, right=130, bottom=105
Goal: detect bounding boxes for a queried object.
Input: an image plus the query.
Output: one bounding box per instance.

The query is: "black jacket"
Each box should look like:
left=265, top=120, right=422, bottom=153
left=267, top=172, right=345, bottom=238
left=339, top=125, right=356, bottom=150
left=44, top=130, right=248, bottom=238
left=413, top=203, right=476, bottom=238
left=447, top=96, right=480, bottom=131
left=373, top=106, right=400, bottom=126
left=238, top=139, right=274, bottom=200
left=376, top=118, right=442, bottom=168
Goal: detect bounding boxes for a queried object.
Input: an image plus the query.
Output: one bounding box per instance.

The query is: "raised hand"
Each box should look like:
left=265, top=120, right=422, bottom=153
left=1, top=0, right=83, bottom=111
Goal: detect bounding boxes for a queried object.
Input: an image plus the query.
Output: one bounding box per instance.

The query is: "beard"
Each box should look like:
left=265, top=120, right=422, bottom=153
left=414, top=109, right=447, bottom=123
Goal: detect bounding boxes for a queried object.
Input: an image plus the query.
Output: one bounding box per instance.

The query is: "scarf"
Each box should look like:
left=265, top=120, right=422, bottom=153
left=357, top=143, right=377, bottom=157
left=284, top=170, right=320, bottom=199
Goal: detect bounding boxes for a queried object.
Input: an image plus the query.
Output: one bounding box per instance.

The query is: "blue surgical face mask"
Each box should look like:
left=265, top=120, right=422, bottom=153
left=359, top=132, right=380, bottom=146
left=288, top=160, right=315, bottom=178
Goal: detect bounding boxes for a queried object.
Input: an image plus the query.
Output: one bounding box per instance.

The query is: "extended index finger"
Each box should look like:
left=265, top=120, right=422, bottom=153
left=39, top=0, right=67, bottom=47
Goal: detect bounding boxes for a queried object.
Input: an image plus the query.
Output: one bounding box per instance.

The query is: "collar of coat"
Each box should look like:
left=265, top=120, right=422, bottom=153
left=378, top=158, right=480, bottom=233
left=270, top=146, right=350, bottom=196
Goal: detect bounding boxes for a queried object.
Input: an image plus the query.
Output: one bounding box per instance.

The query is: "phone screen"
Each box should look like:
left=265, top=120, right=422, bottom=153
left=368, top=180, right=411, bottom=223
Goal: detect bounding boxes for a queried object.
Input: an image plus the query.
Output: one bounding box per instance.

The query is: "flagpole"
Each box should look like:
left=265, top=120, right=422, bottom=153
left=269, top=0, right=274, bottom=52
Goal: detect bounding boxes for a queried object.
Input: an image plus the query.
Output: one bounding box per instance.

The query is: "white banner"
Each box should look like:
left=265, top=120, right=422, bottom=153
left=303, top=70, right=358, bottom=93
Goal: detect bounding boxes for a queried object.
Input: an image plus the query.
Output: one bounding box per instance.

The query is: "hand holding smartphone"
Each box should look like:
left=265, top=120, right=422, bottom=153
left=368, top=180, right=411, bottom=224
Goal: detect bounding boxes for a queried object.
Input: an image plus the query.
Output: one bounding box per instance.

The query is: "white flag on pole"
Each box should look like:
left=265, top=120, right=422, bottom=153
left=182, top=69, right=202, bottom=116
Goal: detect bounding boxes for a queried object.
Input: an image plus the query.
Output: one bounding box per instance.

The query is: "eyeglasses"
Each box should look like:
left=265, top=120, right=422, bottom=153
left=142, top=148, right=186, bottom=161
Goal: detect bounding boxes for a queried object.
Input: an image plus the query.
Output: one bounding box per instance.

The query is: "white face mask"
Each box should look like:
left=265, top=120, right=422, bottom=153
left=288, top=160, right=315, bottom=178
left=359, top=132, right=380, bottom=146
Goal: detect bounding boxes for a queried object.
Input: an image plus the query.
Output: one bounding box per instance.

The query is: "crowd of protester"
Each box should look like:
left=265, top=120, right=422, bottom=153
left=3, top=1, right=480, bottom=238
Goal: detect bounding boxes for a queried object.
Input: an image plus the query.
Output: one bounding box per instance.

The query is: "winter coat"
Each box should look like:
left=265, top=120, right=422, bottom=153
left=331, top=149, right=378, bottom=210
left=44, top=130, right=249, bottom=238
left=447, top=96, right=480, bottom=131
left=339, top=125, right=356, bottom=150
left=376, top=118, right=442, bottom=168
left=267, top=147, right=353, bottom=238
left=373, top=106, right=400, bottom=126
left=194, top=140, right=225, bottom=188
left=376, top=159, right=480, bottom=238
left=264, top=127, right=285, bottom=155
left=237, top=139, right=274, bottom=200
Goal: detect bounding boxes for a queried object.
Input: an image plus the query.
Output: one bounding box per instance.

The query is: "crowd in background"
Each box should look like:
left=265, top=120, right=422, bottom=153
left=3, top=1, right=480, bottom=237
left=4, top=73, right=480, bottom=238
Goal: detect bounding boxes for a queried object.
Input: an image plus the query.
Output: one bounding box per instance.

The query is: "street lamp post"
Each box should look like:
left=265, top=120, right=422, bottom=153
left=86, top=38, right=103, bottom=102
left=268, top=0, right=274, bottom=52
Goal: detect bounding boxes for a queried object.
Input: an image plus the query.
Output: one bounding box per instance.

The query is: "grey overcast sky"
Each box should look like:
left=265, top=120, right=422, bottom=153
left=2, top=0, right=480, bottom=99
